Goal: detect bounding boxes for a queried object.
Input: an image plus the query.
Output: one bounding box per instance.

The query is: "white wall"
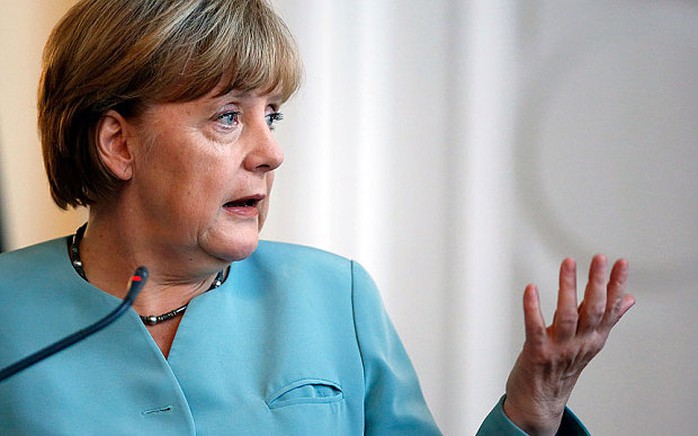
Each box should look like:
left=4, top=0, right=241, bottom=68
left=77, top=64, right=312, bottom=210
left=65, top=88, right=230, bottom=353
left=513, top=2, right=698, bottom=434
left=269, top=1, right=698, bottom=434
left=2, top=1, right=696, bottom=434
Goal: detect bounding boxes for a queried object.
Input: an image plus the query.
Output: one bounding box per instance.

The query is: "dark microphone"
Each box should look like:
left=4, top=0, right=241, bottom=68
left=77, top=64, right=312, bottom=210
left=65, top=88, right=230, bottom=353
left=0, top=266, right=148, bottom=383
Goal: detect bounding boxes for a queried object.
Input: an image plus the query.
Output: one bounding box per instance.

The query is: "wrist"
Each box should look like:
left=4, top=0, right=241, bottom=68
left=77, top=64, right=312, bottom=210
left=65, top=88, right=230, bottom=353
left=502, top=394, right=563, bottom=436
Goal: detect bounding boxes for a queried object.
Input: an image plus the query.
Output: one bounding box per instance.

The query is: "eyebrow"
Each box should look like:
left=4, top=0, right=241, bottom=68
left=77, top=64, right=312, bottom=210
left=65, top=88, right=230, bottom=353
left=214, top=89, right=284, bottom=107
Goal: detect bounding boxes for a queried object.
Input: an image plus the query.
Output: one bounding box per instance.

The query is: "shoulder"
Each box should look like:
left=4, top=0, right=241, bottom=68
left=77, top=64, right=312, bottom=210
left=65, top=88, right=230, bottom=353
left=249, top=240, right=357, bottom=277
left=254, top=240, right=351, bottom=264
left=232, top=240, right=377, bottom=302
left=0, top=237, right=70, bottom=279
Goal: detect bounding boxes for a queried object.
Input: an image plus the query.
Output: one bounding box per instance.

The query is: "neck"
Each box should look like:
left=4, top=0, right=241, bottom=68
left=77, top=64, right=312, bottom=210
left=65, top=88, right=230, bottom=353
left=78, top=208, right=226, bottom=317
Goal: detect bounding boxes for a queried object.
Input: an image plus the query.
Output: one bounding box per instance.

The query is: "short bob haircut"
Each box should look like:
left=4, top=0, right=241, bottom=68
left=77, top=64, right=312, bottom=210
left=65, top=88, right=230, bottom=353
left=39, top=0, right=302, bottom=209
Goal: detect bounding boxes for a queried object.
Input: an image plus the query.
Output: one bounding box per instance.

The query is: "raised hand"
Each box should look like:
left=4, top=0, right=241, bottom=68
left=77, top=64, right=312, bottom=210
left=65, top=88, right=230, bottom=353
left=503, top=255, right=636, bottom=435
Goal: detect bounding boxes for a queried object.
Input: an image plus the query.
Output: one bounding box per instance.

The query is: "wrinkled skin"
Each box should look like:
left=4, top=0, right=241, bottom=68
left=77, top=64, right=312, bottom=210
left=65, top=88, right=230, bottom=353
left=504, top=255, right=635, bottom=435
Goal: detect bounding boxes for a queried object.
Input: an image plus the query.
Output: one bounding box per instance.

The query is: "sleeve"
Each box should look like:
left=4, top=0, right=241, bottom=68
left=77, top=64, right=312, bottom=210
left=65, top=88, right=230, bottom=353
left=350, top=261, right=442, bottom=435
left=477, top=396, right=590, bottom=436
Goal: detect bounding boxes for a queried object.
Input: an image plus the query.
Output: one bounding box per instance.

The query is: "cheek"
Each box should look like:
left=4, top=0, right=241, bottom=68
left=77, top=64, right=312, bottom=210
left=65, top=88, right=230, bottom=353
left=163, top=150, right=229, bottom=196
left=258, top=207, right=268, bottom=231
left=265, top=173, right=276, bottom=194
left=258, top=174, right=276, bottom=230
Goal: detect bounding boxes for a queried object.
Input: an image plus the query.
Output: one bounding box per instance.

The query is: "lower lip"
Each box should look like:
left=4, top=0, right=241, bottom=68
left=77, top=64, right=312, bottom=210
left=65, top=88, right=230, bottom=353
left=223, top=205, right=260, bottom=218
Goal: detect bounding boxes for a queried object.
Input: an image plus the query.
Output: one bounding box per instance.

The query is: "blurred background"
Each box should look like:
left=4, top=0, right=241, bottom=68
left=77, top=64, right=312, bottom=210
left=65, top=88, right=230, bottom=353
left=1, top=0, right=696, bottom=434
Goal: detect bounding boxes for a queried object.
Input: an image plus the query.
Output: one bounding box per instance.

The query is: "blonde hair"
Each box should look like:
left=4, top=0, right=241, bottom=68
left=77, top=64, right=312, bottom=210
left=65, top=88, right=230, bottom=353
left=39, top=0, right=302, bottom=209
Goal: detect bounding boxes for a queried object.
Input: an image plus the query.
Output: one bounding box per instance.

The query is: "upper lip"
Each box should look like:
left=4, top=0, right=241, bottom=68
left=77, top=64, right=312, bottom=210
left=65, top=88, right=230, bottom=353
left=223, top=194, right=266, bottom=208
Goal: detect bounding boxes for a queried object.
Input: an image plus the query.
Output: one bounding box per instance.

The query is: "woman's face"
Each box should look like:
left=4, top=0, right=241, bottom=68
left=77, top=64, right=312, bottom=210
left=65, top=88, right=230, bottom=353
left=125, top=87, right=285, bottom=266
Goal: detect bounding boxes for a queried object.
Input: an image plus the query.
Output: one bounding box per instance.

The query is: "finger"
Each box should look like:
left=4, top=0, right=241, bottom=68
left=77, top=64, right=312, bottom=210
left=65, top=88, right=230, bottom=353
left=617, top=294, right=637, bottom=320
left=523, top=284, right=548, bottom=349
left=603, top=259, right=635, bottom=326
left=578, top=254, right=608, bottom=334
left=552, top=258, right=578, bottom=342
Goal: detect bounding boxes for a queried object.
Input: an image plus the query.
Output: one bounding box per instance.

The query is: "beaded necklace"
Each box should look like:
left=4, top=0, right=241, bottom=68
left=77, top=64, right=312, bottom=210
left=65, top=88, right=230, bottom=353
left=69, top=223, right=225, bottom=326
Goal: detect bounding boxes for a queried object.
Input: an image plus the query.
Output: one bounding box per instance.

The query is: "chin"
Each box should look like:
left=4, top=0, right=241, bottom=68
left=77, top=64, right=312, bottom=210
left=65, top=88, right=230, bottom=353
left=206, top=217, right=262, bottom=262
left=218, top=237, right=260, bottom=263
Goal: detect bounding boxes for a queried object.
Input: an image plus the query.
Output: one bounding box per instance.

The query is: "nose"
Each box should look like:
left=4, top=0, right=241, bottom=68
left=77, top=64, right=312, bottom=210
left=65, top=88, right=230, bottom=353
left=243, top=118, right=285, bottom=173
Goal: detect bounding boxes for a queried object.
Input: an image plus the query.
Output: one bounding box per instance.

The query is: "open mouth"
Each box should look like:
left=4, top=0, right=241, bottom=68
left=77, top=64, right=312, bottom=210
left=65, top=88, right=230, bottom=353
left=224, top=198, right=259, bottom=208
left=223, top=194, right=265, bottom=209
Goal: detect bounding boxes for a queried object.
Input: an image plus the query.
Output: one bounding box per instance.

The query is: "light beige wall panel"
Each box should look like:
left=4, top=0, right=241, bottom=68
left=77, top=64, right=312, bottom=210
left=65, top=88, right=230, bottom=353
left=0, top=0, right=84, bottom=250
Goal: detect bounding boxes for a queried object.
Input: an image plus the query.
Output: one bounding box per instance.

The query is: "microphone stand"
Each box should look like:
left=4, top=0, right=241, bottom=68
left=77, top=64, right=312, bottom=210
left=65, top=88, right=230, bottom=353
left=0, top=266, right=148, bottom=383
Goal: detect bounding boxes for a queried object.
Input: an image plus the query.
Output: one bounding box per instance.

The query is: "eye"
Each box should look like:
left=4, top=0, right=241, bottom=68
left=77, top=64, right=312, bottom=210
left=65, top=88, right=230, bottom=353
left=265, top=112, right=284, bottom=130
left=217, top=111, right=241, bottom=127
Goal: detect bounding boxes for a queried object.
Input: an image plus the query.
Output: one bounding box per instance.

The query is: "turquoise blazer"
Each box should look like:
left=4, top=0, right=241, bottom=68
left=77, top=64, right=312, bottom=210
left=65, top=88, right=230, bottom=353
left=0, top=238, right=586, bottom=434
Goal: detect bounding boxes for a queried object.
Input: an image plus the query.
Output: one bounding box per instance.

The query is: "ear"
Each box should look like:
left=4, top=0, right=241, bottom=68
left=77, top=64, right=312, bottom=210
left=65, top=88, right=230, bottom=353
left=96, top=110, right=134, bottom=181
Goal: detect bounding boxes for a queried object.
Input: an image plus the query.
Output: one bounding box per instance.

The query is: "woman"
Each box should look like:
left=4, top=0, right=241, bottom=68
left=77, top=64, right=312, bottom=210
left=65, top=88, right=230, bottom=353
left=0, top=0, right=634, bottom=434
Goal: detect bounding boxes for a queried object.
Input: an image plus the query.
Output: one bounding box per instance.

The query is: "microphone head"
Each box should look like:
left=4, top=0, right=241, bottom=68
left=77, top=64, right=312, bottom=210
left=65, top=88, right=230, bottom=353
left=133, top=266, right=149, bottom=282
left=125, top=266, right=149, bottom=303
